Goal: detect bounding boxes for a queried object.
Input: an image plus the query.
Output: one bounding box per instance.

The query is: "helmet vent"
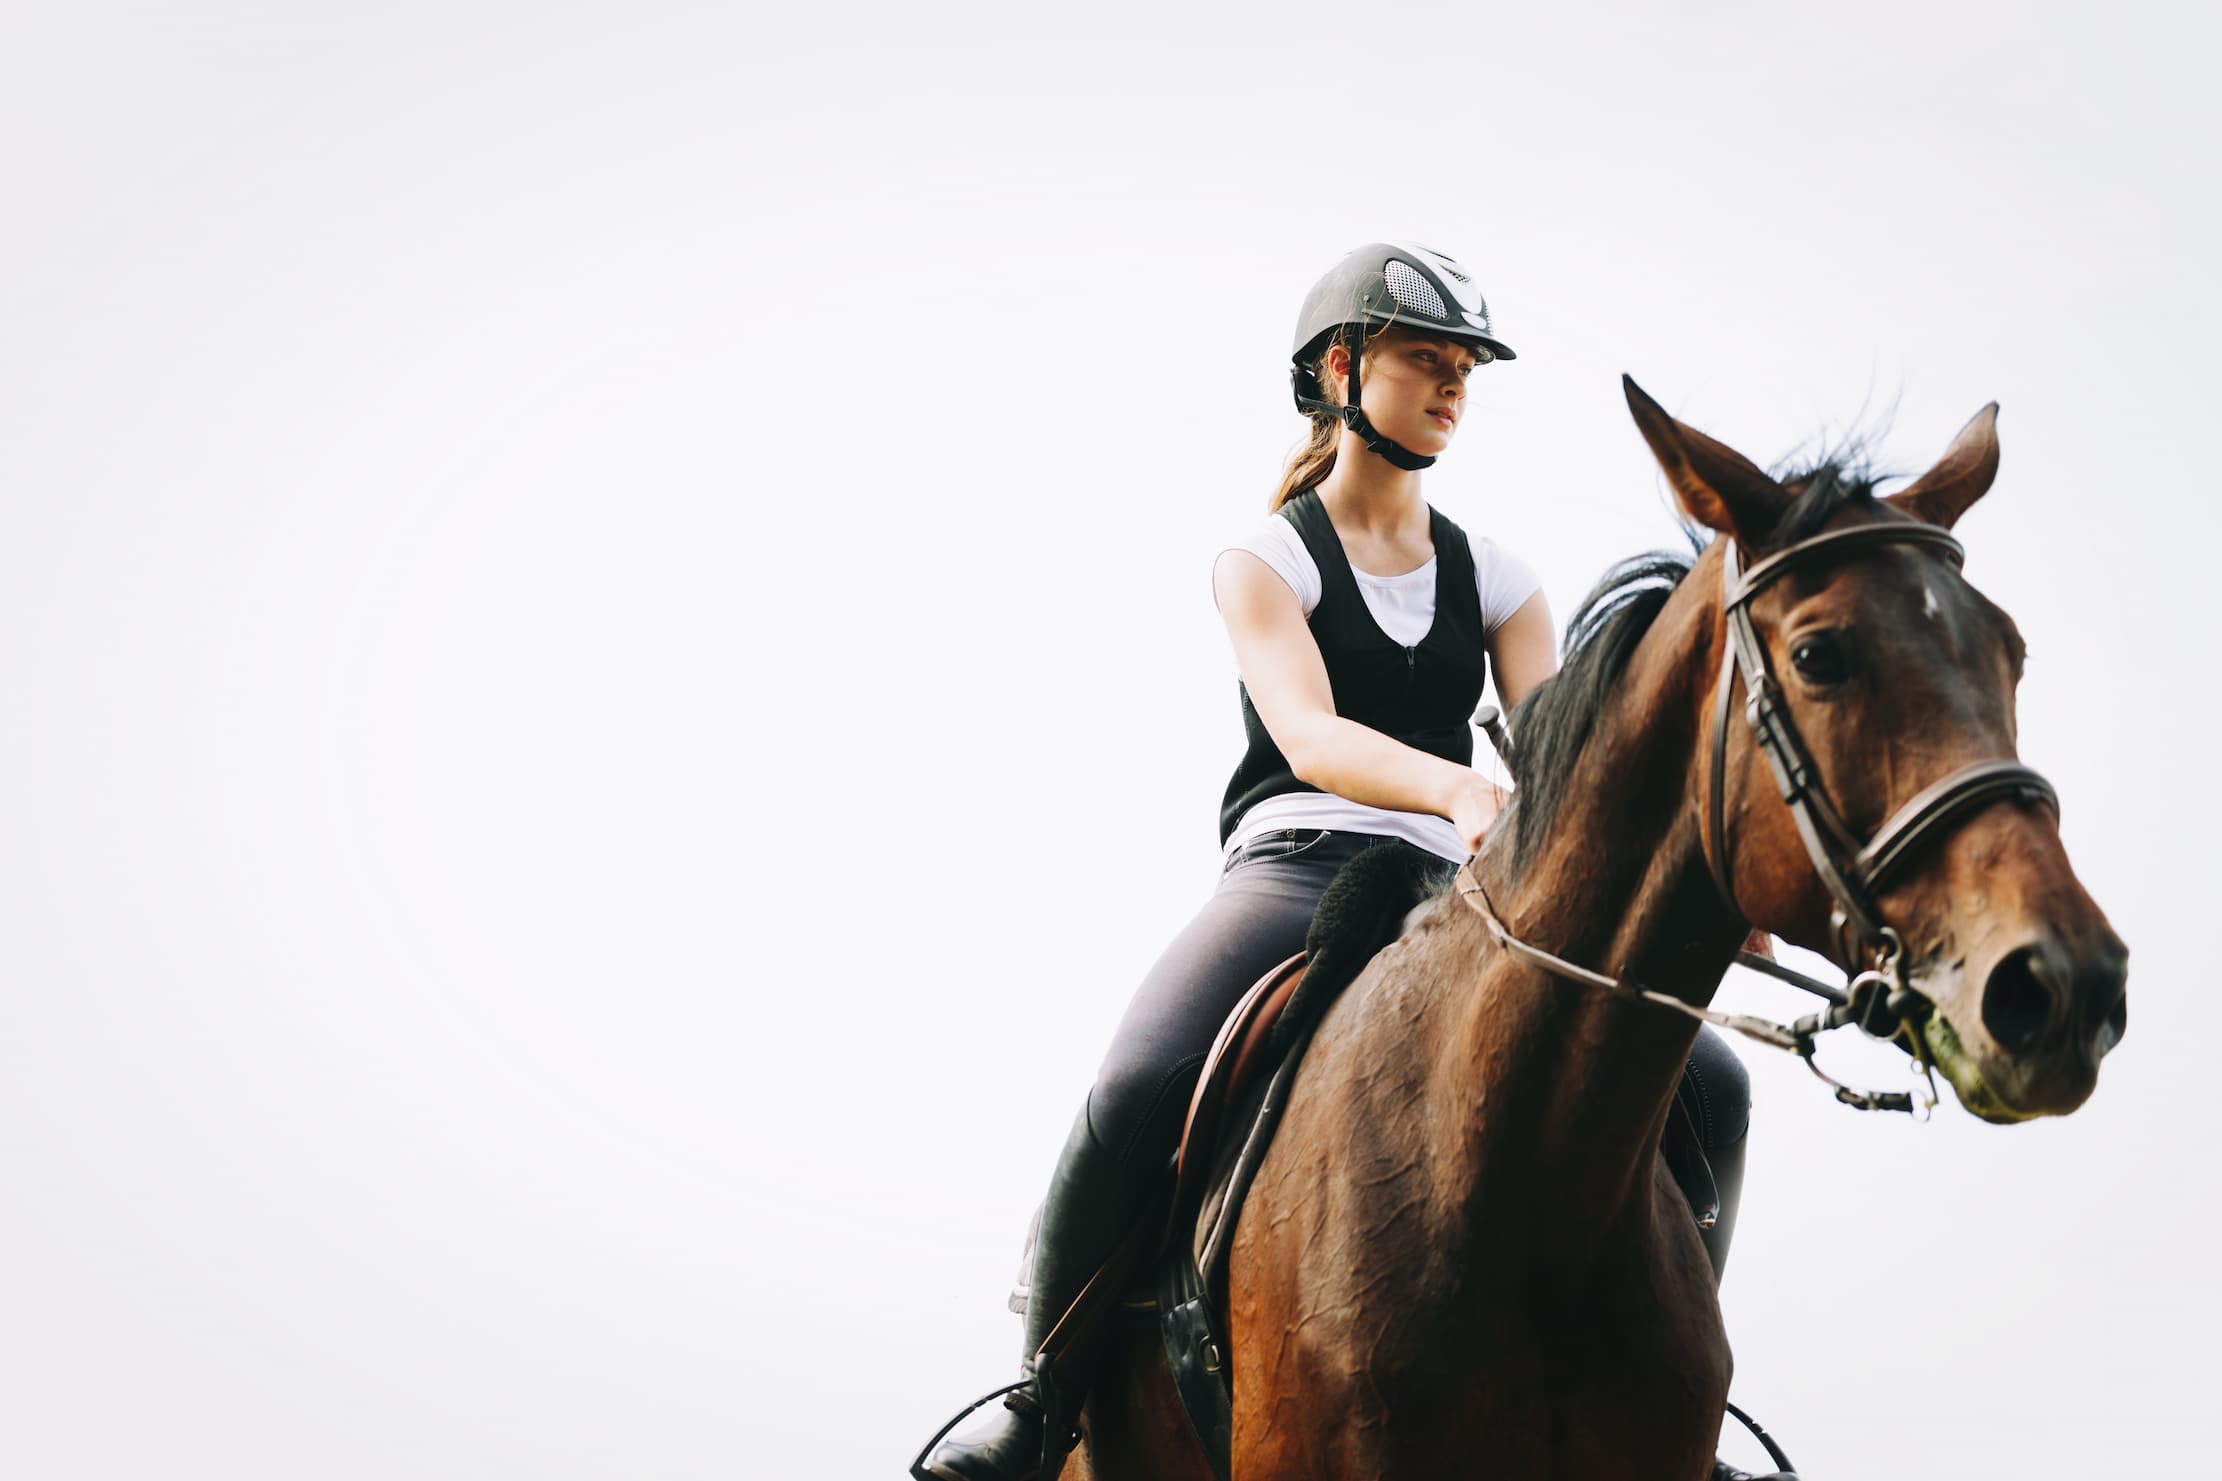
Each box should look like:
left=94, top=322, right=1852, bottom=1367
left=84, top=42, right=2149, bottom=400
left=1383, top=261, right=1448, bottom=323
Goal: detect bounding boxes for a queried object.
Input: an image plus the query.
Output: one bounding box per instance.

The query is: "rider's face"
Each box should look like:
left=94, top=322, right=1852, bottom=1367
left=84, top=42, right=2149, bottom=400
left=1331, top=327, right=1480, bottom=457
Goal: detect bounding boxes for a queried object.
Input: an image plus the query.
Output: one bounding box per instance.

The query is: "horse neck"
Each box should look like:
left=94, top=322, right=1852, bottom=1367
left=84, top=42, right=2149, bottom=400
left=1445, top=566, right=1748, bottom=1247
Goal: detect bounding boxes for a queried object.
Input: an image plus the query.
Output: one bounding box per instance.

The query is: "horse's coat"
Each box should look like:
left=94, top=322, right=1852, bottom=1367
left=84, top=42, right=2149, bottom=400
left=1059, top=387, right=2127, bottom=1481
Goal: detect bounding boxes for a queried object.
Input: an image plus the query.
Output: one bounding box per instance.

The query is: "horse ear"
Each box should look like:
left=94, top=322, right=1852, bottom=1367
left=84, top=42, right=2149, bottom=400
left=1622, top=376, right=1787, bottom=544
left=1885, top=403, right=2000, bottom=530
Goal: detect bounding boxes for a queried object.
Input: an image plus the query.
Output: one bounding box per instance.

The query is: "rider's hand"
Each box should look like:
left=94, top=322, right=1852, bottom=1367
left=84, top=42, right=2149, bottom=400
left=1450, top=773, right=1508, bottom=856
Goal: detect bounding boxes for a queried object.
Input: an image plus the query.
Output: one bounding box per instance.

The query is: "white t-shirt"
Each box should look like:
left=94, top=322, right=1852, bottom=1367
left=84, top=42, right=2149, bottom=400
left=1219, top=513, right=1543, bottom=862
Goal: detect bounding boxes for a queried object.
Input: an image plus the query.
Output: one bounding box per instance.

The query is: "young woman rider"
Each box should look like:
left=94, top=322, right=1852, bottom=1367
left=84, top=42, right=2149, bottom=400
left=919, top=243, right=1760, bottom=1481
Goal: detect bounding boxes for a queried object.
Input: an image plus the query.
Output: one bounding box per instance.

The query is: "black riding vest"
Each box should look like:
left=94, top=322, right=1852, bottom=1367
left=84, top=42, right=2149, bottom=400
left=1218, top=490, right=1490, bottom=843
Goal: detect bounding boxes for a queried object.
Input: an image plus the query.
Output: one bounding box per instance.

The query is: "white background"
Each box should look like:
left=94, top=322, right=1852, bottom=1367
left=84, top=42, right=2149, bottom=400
left=1, top=2, right=2215, bottom=1477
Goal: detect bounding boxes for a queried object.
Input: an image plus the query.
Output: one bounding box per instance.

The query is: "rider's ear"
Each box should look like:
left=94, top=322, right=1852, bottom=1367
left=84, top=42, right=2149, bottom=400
left=1622, top=376, right=1787, bottom=545
left=1885, top=403, right=2000, bottom=531
left=1321, top=341, right=1351, bottom=397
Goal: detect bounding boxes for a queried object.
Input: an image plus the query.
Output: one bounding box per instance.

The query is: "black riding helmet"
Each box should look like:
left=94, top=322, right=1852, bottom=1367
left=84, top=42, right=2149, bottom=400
left=1291, top=242, right=1516, bottom=471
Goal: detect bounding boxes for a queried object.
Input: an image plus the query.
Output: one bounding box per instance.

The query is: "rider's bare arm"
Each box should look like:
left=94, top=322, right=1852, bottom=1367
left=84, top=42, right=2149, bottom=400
left=1485, top=590, right=1556, bottom=714
left=1214, top=549, right=1505, bottom=851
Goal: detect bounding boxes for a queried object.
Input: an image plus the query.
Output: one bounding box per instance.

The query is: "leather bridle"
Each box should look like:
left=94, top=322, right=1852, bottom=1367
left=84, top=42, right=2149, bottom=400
left=1457, top=517, right=2061, bottom=1114
left=1705, top=522, right=2058, bottom=976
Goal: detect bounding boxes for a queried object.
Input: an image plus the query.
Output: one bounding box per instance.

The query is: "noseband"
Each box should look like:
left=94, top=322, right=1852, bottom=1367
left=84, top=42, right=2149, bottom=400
left=1457, top=518, right=2060, bottom=1114
left=1705, top=522, right=2058, bottom=974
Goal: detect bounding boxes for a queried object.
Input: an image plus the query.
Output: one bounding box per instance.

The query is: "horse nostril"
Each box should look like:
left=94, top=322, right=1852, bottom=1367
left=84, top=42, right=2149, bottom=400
left=1981, top=946, right=2058, bottom=1055
left=2088, top=955, right=2129, bottom=1059
left=2096, top=990, right=2128, bottom=1058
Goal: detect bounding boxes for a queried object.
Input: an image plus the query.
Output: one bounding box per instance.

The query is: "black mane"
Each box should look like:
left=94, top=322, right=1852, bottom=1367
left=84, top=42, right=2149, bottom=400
left=1768, top=452, right=1887, bottom=544
left=1503, top=455, right=1882, bottom=869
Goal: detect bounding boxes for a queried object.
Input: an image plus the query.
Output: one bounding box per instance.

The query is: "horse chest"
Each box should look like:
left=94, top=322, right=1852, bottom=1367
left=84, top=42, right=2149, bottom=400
left=1233, top=1219, right=1729, bottom=1479
left=1224, top=934, right=1730, bottom=1477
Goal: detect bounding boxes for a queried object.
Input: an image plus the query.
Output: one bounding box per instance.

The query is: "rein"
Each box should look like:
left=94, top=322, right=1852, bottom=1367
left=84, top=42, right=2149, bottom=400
left=1454, top=862, right=1934, bottom=1115
left=1465, top=519, right=2059, bottom=1117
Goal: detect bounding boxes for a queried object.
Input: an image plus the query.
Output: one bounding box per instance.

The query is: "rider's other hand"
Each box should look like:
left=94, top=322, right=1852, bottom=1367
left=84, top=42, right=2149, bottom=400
left=1451, top=774, right=1508, bottom=856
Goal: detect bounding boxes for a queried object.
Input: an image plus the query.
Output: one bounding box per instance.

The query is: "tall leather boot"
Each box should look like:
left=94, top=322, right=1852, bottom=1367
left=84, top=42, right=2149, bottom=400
left=921, top=1107, right=1137, bottom=1481
left=1713, top=1461, right=1800, bottom=1479
left=1693, top=1132, right=1797, bottom=1480
left=1696, top=1128, right=1747, bottom=1281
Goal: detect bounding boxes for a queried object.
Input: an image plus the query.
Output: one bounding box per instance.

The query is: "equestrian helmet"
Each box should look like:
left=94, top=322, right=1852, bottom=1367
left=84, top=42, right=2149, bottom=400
left=1289, top=242, right=1515, bottom=471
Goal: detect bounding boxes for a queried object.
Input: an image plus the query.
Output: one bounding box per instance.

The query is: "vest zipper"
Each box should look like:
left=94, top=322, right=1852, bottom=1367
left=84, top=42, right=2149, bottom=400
left=1405, top=645, right=1417, bottom=686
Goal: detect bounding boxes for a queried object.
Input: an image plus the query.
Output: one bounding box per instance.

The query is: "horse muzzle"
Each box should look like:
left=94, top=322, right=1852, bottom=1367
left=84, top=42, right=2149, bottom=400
left=1914, top=927, right=2129, bottom=1122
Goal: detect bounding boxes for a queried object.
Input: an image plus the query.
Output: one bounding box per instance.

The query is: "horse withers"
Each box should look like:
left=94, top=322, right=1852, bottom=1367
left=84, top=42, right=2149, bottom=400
left=1060, top=381, right=2128, bottom=1481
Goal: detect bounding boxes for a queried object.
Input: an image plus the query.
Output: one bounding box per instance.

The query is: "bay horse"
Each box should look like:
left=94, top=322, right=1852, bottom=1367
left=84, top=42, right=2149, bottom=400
left=1063, top=380, right=2129, bottom=1480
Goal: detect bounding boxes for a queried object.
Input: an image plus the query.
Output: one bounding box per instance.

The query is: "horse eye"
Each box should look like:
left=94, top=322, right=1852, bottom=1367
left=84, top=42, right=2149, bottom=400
left=1789, top=632, right=1853, bottom=686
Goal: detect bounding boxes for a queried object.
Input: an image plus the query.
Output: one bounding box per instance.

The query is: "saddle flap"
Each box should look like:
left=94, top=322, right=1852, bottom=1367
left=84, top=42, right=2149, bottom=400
left=1173, top=953, right=1307, bottom=1187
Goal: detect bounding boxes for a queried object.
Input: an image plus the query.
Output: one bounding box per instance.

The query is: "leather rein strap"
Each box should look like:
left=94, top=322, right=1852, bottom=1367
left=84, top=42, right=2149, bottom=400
left=1452, top=860, right=1923, bottom=1113
left=1462, top=518, right=2060, bottom=1116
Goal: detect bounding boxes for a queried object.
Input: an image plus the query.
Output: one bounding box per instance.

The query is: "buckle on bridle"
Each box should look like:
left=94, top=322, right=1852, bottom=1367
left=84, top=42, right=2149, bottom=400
left=1845, top=928, right=1909, bottom=1039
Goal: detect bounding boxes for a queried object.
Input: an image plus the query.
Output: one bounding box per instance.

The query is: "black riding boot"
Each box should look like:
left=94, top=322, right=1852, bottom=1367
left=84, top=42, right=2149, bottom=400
left=1688, top=1132, right=1798, bottom=1479
left=1714, top=1462, right=1800, bottom=1480
left=921, top=1107, right=1136, bottom=1481
left=1696, top=1126, right=1747, bottom=1281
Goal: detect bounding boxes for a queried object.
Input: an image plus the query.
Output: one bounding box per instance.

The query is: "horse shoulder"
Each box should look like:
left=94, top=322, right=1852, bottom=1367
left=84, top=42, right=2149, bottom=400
left=1224, top=921, right=1473, bottom=1444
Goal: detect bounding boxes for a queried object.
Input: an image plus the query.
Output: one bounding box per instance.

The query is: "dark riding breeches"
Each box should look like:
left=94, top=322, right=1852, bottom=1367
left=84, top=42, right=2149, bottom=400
left=1079, top=828, right=1753, bottom=1208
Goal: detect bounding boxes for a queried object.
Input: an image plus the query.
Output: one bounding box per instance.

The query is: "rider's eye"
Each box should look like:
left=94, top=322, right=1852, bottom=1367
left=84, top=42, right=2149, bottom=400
left=1789, top=632, right=1854, bottom=686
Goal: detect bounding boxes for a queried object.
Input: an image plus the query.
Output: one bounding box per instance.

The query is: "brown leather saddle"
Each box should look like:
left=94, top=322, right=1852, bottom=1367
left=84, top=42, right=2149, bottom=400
left=1009, top=946, right=1310, bottom=1320
left=1007, top=950, right=1311, bottom=1475
left=1001, top=842, right=1462, bottom=1479
left=1008, top=840, right=1735, bottom=1481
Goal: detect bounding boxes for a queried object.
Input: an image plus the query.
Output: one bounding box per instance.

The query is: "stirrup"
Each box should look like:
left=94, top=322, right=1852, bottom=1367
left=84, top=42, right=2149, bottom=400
left=1723, top=1398, right=1797, bottom=1476
left=1032, top=1356, right=1085, bottom=1473
left=908, top=1358, right=1082, bottom=1481
left=908, top=1376, right=1033, bottom=1481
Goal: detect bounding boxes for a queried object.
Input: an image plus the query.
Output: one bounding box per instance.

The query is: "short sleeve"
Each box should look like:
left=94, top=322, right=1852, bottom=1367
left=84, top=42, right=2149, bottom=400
left=1473, top=538, right=1542, bottom=635
left=1217, top=515, right=1323, bottom=615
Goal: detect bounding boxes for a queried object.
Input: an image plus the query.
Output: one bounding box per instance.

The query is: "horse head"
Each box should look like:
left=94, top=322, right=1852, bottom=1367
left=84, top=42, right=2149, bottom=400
left=1625, top=378, right=2128, bottom=1123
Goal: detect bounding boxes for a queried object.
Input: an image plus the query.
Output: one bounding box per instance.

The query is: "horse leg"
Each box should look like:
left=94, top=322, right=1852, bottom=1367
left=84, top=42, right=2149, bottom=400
left=1063, top=1318, right=1214, bottom=1481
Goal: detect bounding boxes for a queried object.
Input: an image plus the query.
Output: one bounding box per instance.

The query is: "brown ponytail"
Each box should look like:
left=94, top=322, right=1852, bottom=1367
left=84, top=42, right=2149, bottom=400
left=1270, top=409, right=1341, bottom=513
left=1268, top=326, right=1382, bottom=512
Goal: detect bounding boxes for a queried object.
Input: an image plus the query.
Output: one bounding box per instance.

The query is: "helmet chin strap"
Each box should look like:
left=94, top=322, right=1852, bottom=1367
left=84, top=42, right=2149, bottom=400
left=1342, top=404, right=1435, bottom=471
left=1292, top=334, right=1437, bottom=472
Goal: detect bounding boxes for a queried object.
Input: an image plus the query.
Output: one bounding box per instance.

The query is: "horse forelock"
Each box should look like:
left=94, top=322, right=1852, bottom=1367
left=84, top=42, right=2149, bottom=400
left=1502, top=450, right=1895, bottom=876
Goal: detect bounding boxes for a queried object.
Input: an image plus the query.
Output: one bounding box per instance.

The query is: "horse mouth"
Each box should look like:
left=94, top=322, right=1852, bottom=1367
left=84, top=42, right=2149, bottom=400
left=1914, top=1008, right=2042, bottom=1125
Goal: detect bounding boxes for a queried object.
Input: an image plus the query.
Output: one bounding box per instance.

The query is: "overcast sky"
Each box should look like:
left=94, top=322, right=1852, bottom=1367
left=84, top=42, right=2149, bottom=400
left=1, top=2, right=2215, bottom=1478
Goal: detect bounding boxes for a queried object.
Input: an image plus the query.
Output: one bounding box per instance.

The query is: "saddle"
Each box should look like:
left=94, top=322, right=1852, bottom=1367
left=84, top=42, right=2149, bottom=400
left=1012, top=843, right=1455, bottom=1479
left=1009, top=843, right=1742, bottom=1481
